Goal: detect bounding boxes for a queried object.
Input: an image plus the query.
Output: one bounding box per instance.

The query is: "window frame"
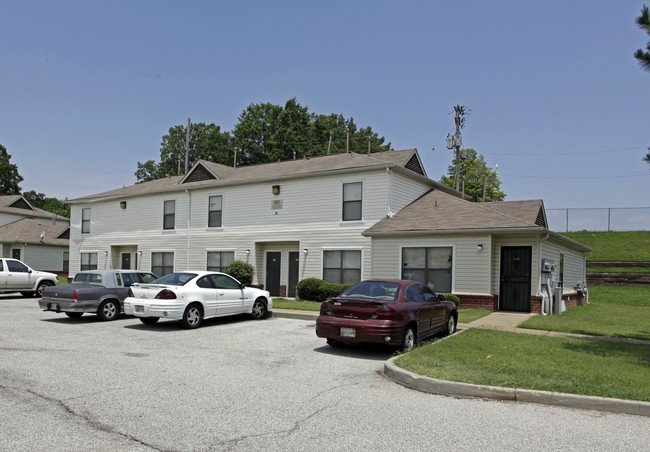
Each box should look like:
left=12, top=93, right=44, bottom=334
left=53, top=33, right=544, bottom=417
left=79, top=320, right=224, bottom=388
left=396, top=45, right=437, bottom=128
left=321, top=248, right=363, bottom=284
left=80, top=252, right=98, bottom=271
left=151, top=251, right=175, bottom=277
left=163, top=200, right=176, bottom=231
left=400, top=245, right=454, bottom=293
left=206, top=250, right=235, bottom=272
left=341, top=181, right=363, bottom=222
left=207, top=194, right=224, bottom=229
left=81, top=208, right=91, bottom=234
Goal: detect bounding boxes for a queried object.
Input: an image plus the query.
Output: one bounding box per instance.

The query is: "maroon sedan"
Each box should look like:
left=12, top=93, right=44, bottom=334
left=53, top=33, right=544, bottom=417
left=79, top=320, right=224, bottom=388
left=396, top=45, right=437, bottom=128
left=316, top=279, right=457, bottom=352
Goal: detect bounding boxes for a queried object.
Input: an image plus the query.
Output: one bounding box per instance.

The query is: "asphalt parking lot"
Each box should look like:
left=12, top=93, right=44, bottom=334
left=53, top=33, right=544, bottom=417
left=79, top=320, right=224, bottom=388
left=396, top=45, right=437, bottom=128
left=1, top=295, right=649, bottom=452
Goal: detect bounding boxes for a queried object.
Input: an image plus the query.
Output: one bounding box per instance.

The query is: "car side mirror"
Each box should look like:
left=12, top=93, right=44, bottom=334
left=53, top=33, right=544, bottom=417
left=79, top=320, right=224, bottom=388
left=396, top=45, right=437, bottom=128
left=438, top=294, right=446, bottom=301
left=240, top=283, right=245, bottom=290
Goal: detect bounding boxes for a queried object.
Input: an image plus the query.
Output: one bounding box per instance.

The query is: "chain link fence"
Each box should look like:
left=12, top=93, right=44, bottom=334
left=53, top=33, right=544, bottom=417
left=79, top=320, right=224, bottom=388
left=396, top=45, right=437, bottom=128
left=546, top=207, right=650, bottom=232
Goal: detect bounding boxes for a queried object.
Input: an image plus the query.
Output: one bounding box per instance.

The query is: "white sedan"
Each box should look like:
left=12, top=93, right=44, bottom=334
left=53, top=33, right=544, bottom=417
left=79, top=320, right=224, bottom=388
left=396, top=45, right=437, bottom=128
left=123, top=271, right=272, bottom=329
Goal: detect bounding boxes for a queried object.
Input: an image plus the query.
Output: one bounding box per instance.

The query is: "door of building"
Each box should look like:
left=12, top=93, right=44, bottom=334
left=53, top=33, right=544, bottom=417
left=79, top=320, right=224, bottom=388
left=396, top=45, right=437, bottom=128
left=266, top=252, right=281, bottom=296
left=121, top=253, right=131, bottom=269
left=11, top=249, right=20, bottom=260
left=288, top=251, right=299, bottom=298
left=499, top=246, right=532, bottom=312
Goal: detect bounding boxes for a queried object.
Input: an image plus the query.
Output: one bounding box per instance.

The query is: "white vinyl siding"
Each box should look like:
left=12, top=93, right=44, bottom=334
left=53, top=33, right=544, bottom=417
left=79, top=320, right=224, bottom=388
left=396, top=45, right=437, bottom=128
left=540, top=237, right=586, bottom=294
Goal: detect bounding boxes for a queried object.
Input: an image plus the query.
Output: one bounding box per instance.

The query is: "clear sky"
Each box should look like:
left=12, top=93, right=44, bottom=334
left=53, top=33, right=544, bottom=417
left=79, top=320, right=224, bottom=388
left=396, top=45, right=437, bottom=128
left=2, top=1, right=648, bottom=214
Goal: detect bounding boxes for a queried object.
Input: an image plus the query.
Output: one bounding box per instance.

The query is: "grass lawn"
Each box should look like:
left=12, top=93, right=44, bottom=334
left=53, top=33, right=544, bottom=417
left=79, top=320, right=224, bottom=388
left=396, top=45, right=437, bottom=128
left=272, top=298, right=321, bottom=311
left=561, top=231, right=650, bottom=262
left=458, top=308, right=491, bottom=323
left=587, top=285, right=650, bottom=307
left=395, top=329, right=650, bottom=402
left=587, top=267, right=650, bottom=274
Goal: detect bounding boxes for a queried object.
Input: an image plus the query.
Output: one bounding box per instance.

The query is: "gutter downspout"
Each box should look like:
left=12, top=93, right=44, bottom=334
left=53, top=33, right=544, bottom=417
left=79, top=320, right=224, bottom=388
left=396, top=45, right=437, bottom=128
left=186, top=190, right=191, bottom=271
left=386, top=167, right=392, bottom=217
left=540, top=233, right=551, bottom=315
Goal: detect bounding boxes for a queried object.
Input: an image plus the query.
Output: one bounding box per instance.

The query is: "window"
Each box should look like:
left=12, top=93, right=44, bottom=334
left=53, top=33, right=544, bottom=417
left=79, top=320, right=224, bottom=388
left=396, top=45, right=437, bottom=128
left=206, top=251, right=234, bottom=272
left=559, top=253, right=565, bottom=290
left=152, top=252, right=174, bottom=276
left=163, top=200, right=175, bottom=230
left=80, top=252, right=98, bottom=271
left=6, top=260, right=29, bottom=272
left=402, top=247, right=453, bottom=293
left=406, top=285, right=425, bottom=303
left=63, top=251, right=69, bottom=272
left=323, top=250, right=361, bottom=284
left=208, top=195, right=223, bottom=228
left=81, top=208, right=91, bottom=234
left=342, top=182, right=362, bottom=221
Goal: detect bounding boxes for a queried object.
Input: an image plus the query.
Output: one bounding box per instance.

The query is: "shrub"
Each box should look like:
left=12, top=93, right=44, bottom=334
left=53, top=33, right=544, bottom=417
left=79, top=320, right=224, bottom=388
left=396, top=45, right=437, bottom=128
left=443, top=293, right=460, bottom=306
left=296, top=278, right=352, bottom=302
left=224, top=260, right=254, bottom=286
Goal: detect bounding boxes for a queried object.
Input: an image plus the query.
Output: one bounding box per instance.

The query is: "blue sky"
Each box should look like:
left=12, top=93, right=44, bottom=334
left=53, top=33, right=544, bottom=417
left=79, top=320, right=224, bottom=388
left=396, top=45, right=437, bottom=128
left=2, top=1, right=648, bottom=215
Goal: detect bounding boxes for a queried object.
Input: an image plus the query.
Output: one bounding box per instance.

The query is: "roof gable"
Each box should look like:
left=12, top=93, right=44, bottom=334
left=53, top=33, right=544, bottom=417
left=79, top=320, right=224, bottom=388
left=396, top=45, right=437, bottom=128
left=7, top=197, right=34, bottom=211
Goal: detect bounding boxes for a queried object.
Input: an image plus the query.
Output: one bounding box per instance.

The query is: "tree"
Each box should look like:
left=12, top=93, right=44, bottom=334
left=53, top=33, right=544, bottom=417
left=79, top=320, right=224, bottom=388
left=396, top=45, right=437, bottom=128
left=22, top=190, right=70, bottom=218
left=135, top=123, right=232, bottom=182
left=0, top=144, right=23, bottom=195
left=644, top=149, right=650, bottom=168
left=635, top=5, right=650, bottom=71
left=440, top=149, right=505, bottom=202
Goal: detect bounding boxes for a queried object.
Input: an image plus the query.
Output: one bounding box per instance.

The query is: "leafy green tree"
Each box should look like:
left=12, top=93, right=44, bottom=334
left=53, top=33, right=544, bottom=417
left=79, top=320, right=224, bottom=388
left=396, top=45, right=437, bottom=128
left=232, top=101, right=285, bottom=165
left=440, top=149, right=505, bottom=202
left=0, top=144, right=23, bottom=195
left=22, top=190, right=70, bottom=218
left=135, top=123, right=232, bottom=182
left=635, top=5, right=650, bottom=71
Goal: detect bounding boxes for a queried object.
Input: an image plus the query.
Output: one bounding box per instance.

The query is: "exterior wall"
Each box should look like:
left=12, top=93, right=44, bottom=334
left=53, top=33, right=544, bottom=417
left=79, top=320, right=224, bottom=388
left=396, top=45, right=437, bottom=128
left=540, top=236, right=587, bottom=293
left=69, top=168, right=402, bottom=286
left=3, top=242, right=68, bottom=272
left=369, top=233, right=493, bottom=295
left=389, top=171, right=431, bottom=214
left=491, top=234, right=541, bottom=298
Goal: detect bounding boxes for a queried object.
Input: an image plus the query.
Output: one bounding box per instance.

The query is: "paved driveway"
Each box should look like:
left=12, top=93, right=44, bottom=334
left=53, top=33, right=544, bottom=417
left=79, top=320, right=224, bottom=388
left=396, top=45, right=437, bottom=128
left=1, top=295, right=648, bottom=451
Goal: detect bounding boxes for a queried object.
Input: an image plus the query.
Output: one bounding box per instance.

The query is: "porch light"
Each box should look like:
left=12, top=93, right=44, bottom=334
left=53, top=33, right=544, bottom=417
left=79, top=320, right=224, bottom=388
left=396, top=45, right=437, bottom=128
left=272, top=185, right=280, bottom=195
left=477, top=244, right=483, bottom=251
left=303, top=249, right=308, bottom=255
left=120, top=201, right=127, bottom=209
left=246, top=249, right=251, bottom=255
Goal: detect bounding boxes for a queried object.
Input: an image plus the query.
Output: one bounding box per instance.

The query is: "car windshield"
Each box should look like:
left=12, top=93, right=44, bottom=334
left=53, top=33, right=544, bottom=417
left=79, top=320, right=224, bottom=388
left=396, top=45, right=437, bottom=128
left=338, top=281, right=401, bottom=301
left=152, top=272, right=198, bottom=286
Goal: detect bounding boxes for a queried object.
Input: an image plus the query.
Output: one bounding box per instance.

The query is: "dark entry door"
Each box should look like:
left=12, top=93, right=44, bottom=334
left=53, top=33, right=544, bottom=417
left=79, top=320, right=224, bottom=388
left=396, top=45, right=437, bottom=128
left=266, top=252, right=281, bottom=296
left=288, top=251, right=299, bottom=298
left=121, top=253, right=131, bottom=269
left=499, top=246, right=532, bottom=312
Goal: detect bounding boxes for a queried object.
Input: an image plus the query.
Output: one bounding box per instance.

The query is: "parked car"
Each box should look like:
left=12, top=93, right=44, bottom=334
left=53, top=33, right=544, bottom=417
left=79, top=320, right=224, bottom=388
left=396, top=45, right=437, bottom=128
left=38, top=270, right=157, bottom=320
left=316, top=279, right=457, bottom=352
left=0, top=258, right=59, bottom=297
left=123, top=271, right=273, bottom=329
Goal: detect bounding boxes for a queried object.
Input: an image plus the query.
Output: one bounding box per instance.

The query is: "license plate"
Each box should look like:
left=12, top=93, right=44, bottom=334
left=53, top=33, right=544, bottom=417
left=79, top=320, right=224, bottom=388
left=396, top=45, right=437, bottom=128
left=50, top=304, right=58, bottom=310
left=340, top=327, right=356, bottom=338
left=135, top=306, right=144, bottom=313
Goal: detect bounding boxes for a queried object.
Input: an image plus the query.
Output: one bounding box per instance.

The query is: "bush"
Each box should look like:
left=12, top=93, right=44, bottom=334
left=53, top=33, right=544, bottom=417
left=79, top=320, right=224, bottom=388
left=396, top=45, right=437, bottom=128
left=443, top=293, right=460, bottom=306
left=224, top=260, right=254, bottom=286
left=296, top=278, right=352, bottom=302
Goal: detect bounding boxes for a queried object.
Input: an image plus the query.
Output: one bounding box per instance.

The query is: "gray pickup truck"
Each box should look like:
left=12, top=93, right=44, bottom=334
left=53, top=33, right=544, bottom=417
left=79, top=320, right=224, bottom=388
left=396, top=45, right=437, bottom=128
left=39, top=270, right=157, bottom=321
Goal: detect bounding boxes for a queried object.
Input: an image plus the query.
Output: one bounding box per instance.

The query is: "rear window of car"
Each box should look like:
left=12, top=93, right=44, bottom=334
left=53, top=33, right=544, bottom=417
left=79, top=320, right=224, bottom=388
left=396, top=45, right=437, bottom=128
left=74, top=273, right=103, bottom=284
left=153, top=272, right=197, bottom=286
left=339, top=281, right=401, bottom=301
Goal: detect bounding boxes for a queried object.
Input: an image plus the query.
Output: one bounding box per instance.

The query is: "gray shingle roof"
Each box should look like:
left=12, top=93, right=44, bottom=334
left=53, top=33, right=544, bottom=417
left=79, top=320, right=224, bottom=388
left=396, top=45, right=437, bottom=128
left=363, top=190, right=546, bottom=235
left=70, top=149, right=457, bottom=203
left=0, top=196, right=69, bottom=222
left=0, top=218, right=69, bottom=246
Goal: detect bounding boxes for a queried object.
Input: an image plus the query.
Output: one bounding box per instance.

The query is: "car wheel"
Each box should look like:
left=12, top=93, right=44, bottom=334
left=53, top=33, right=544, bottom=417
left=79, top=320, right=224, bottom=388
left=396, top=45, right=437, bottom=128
left=326, top=338, right=345, bottom=348
left=446, top=314, right=457, bottom=336
left=36, top=282, right=53, bottom=297
left=139, top=317, right=159, bottom=325
left=97, top=300, right=119, bottom=321
left=400, top=326, right=416, bottom=352
left=181, top=304, right=203, bottom=329
left=65, top=312, right=83, bottom=319
left=251, top=298, right=268, bottom=319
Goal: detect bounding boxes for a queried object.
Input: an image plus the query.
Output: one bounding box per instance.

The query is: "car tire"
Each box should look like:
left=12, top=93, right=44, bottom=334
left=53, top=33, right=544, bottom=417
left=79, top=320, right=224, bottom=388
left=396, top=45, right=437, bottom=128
left=20, top=291, right=34, bottom=297
left=37, top=282, right=53, bottom=297
left=65, top=312, right=83, bottom=319
left=400, top=326, right=416, bottom=352
left=326, top=338, right=345, bottom=348
left=97, top=300, right=119, bottom=321
left=446, top=314, right=457, bottom=336
left=181, top=304, right=203, bottom=329
left=139, top=317, right=159, bottom=325
left=251, top=298, right=268, bottom=320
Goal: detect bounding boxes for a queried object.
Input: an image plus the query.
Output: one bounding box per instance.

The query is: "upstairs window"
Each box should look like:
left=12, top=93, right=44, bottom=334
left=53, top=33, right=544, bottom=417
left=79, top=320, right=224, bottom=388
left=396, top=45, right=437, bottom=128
left=81, top=208, right=91, bottom=234
left=342, top=182, right=362, bottom=221
left=163, top=200, right=175, bottom=230
left=208, top=195, right=223, bottom=228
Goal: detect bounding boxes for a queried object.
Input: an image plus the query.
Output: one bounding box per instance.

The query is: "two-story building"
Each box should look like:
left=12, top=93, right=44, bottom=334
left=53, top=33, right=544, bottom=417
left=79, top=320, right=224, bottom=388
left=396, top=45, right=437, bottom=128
left=67, top=149, right=589, bottom=313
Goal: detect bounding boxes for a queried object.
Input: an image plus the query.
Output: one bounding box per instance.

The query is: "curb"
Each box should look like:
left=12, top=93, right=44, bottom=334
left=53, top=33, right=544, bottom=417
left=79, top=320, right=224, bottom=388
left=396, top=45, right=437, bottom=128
left=384, top=357, right=650, bottom=417
left=271, top=309, right=318, bottom=321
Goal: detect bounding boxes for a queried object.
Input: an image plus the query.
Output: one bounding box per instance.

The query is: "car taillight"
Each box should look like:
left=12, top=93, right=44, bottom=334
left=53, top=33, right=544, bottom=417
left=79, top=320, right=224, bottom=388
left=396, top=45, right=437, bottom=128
left=127, top=288, right=134, bottom=297
left=370, top=306, right=397, bottom=320
left=320, top=303, right=333, bottom=316
left=155, top=289, right=177, bottom=299
left=72, top=290, right=77, bottom=301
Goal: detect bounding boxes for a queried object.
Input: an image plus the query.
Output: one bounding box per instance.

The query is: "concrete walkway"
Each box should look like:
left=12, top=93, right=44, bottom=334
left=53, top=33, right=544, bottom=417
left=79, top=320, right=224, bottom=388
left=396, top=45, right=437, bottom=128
left=272, top=308, right=650, bottom=416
